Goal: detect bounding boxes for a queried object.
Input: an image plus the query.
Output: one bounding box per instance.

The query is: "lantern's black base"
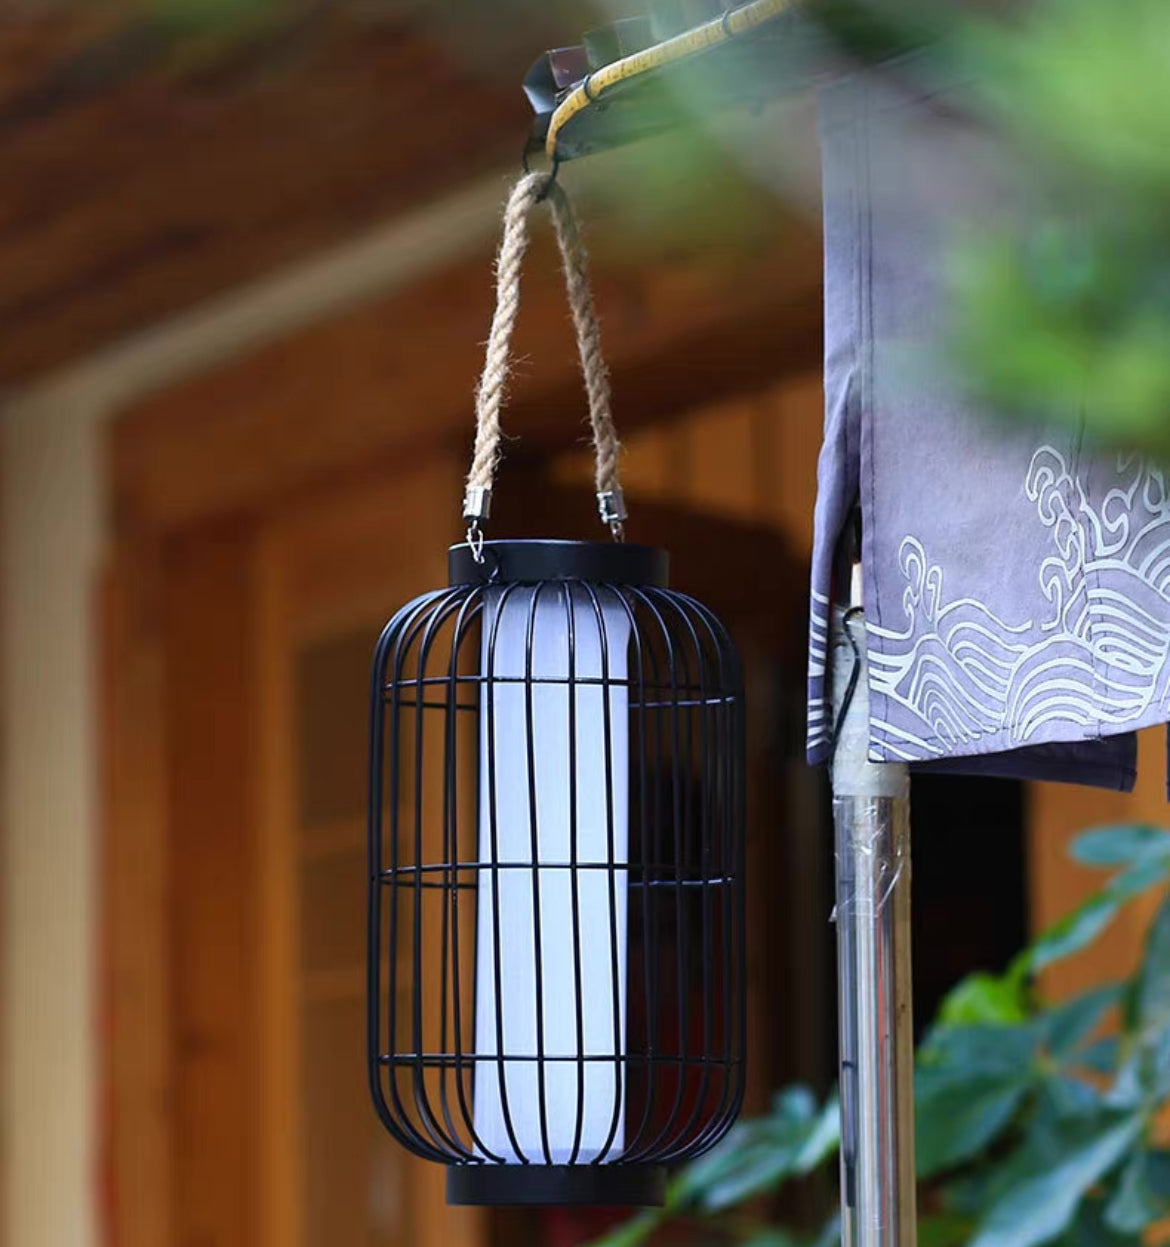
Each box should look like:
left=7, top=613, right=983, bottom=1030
left=446, top=1163, right=668, bottom=1208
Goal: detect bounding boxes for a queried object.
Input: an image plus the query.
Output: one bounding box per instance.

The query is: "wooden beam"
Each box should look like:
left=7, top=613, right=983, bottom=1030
left=163, top=519, right=261, bottom=1247
left=100, top=542, right=173, bottom=1247
left=507, top=285, right=822, bottom=451
left=111, top=220, right=823, bottom=535
left=0, top=14, right=529, bottom=380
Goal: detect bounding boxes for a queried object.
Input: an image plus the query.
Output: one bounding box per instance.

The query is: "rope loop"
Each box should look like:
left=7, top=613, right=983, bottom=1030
left=464, top=171, right=625, bottom=552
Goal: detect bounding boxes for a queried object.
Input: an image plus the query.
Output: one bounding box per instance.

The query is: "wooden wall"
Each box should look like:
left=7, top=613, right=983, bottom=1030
left=554, top=372, right=823, bottom=548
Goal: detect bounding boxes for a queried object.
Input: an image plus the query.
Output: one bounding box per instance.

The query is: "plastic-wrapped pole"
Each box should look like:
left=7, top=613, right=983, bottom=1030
left=830, top=569, right=916, bottom=1247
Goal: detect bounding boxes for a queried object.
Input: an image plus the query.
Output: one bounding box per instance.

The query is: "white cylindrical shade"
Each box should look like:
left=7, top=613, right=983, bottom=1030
left=472, top=584, right=630, bottom=1164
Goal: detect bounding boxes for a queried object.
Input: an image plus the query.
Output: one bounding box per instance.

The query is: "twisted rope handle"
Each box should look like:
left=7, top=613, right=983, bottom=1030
left=463, top=171, right=626, bottom=558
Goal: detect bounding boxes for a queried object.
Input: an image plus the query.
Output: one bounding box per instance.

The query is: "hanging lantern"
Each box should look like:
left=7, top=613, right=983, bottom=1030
left=367, top=172, right=747, bottom=1207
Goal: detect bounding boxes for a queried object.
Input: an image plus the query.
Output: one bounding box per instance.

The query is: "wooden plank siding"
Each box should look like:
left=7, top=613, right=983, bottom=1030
left=110, top=226, right=822, bottom=536
left=0, top=9, right=532, bottom=380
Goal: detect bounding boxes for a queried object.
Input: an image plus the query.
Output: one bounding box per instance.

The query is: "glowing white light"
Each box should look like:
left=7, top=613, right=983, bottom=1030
left=472, top=584, right=629, bottom=1164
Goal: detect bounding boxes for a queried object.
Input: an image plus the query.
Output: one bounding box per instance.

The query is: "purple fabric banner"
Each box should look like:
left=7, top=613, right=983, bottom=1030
left=809, top=68, right=1170, bottom=793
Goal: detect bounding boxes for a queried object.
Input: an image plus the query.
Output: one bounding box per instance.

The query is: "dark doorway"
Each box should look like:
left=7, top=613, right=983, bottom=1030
left=909, top=775, right=1029, bottom=1031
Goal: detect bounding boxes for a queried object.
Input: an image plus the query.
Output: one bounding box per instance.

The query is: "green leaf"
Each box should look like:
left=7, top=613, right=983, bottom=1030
left=793, top=1096, right=842, bottom=1174
left=1105, top=1151, right=1168, bottom=1234
left=1143, top=1149, right=1170, bottom=1196
left=916, top=1072, right=1030, bottom=1178
left=919, top=1213, right=977, bottom=1247
left=666, top=1123, right=756, bottom=1209
left=920, top=1024, right=1037, bottom=1077
left=588, top=1209, right=663, bottom=1247
left=669, top=1088, right=839, bottom=1213
left=695, top=1146, right=800, bottom=1212
left=1029, top=857, right=1170, bottom=971
left=1042, top=1074, right=1103, bottom=1120
left=1071, top=826, right=1170, bottom=868
left=1077, top=1037, right=1121, bottom=1076
left=940, top=971, right=1030, bottom=1026
left=741, top=1232, right=808, bottom=1247
left=1057, top=1197, right=1138, bottom=1247
left=969, top=1115, right=1143, bottom=1247
left=943, top=1106, right=1078, bottom=1218
left=810, top=1214, right=842, bottom=1247
left=738, top=1220, right=843, bottom=1247
left=1029, top=897, right=1123, bottom=972
left=1135, top=890, right=1170, bottom=1038
left=1103, top=1056, right=1144, bottom=1111
left=693, top=1133, right=828, bottom=1212
left=1150, top=1028, right=1170, bottom=1100
left=1040, top=986, right=1123, bottom=1059
left=772, top=1084, right=818, bottom=1122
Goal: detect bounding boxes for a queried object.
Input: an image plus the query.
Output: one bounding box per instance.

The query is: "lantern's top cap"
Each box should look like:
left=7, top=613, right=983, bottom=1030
left=449, top=539, right=668, bottom=587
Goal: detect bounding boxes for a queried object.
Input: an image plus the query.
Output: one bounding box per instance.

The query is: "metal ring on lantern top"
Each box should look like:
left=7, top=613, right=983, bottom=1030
left=448, top=539, right=668, bottom=589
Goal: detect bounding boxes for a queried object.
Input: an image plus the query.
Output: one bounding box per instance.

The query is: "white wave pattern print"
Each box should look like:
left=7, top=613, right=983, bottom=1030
left=866, top=447, right=1170, bottom=760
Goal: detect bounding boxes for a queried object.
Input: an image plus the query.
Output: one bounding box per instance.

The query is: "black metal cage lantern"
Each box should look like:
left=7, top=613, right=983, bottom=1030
left=368, top=539, right=747, bottom=1206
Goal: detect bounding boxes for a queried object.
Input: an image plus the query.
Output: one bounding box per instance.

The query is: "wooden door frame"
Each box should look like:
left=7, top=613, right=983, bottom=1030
left=102, top=515, right=266, bottom=1247
left=101, top=538, right=173, bottom=1247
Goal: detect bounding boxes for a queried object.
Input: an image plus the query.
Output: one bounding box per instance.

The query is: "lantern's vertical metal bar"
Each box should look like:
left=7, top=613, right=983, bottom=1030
left=731, top=664, right=748, bottom=1136
left=564, top=584, right=587, bottom=1165
left=412, top=630, right=428, bottom=1102
left=523, top=584, right=555, bottom=1165
left=831, top=573, right=915, bottom=1247
left=658, top=596, right=712, bottom=1159
left=438, top=612, right=456, bottom=1144
left=387, top=625, right=408, bottom=1139
left=621, top=591, right=659, bottom=1160
left=368, top=623, right=394, bottom=1128
left=723, top=683, right=743, bottom=1142
left=589, top=585, right=624, bottom=1162
left=692, top=605, right=716, bottom=1153
left=412, top=597, right=469, bottom=1155
left=380, top=593, right=453, bottom=1159
left=708, top=632, right=733, bottom=1150
left=370, top=610, right=420, bottom=1149
left=634, top=591, right=687, bottom=1152
left=672, top=594, right=696, bottom=1155
left=485, top=584, right=526, bottom=1162
left=646, top=604, right=668, bottom=1153
left=715, top=624, right=743, bottom=1148
left=679, top=598, right=740, bottom=1155
left=723, top=605, right=749, bottom=1145
left=446, top=593, right=489, bottom=1157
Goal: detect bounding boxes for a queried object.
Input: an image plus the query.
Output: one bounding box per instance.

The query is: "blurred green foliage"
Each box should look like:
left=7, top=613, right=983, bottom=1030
left=809, top=0, right=1170, bottom=456
left=596, top=823, right=1170, bottom=1247
left=147, top=0, right=287, bottom=33
left=944, top=0, right=1170, bottom=457
left=583, top=0, right=1170, bottom=457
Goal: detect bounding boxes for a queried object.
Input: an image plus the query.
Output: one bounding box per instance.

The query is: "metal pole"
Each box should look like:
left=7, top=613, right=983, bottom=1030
left=831, top=567, right=916, bottom=1247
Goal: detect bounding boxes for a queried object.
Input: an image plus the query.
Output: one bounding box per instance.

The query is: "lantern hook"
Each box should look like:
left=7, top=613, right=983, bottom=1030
left=466, top=519, right=486, bottom=564
left=521, top=137, right=561, bottom=201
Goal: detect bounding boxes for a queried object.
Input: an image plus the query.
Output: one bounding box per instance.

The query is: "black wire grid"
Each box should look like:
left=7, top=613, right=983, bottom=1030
left=368, top=541, right=746, bottom=1206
